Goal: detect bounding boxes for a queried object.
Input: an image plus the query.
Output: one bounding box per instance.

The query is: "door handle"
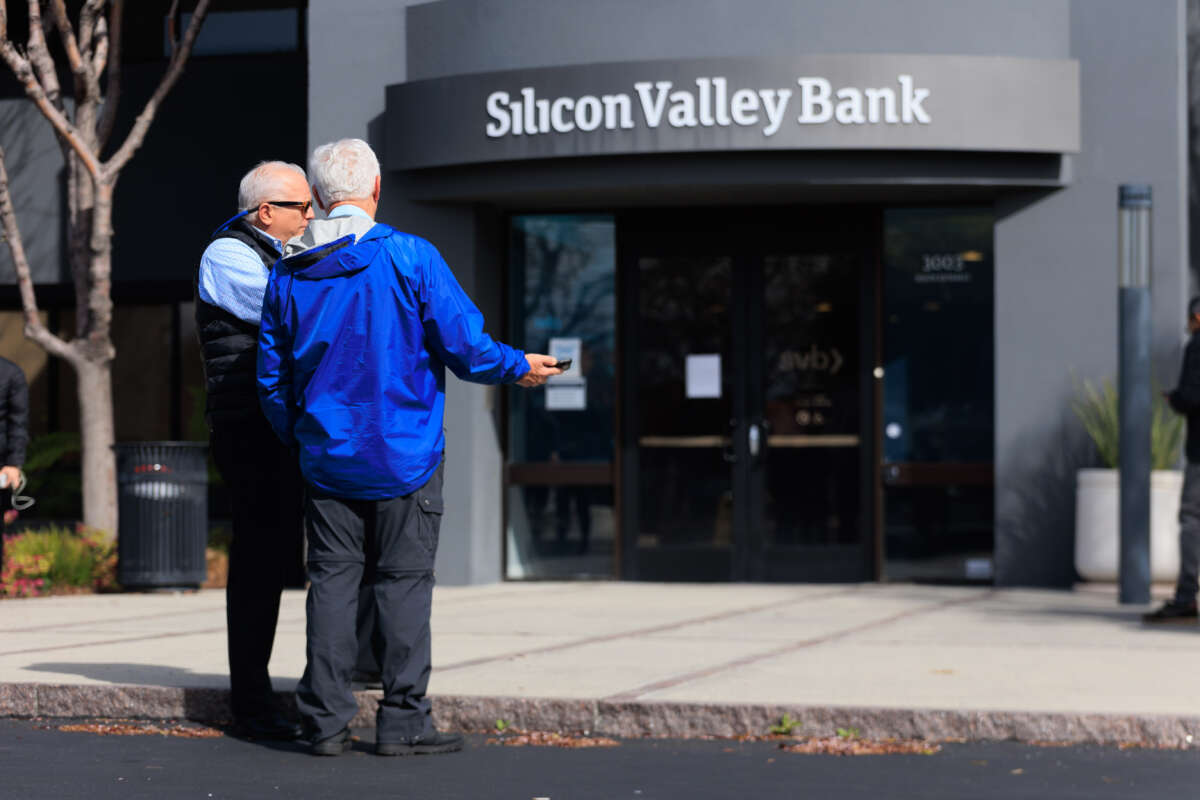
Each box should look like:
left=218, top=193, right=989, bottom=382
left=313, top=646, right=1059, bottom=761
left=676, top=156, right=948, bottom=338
left=748, top=422, right=761, bottom=459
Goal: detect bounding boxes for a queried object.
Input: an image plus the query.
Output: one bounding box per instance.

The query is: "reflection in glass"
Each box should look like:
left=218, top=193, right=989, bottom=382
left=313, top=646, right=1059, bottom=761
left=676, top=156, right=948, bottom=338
left=761, top=253, right=861, bottom=548
left=882, top=209, right=993, bottom=464
left=882, top=208, right=995, bottom=582
left=506, top=485, right=616, bottom=579
left=506, top=215, right=616, bottom=579
left=636, top=256, right=732, bottom=554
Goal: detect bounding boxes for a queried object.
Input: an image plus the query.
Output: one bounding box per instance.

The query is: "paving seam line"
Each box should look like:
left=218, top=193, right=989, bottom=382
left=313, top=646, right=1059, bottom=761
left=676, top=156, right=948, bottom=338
left=0, top=605, right=230, bottom=635
left=433, top=583, right=610, bottom=607
left=604, top=590, right=998, bottom=703
left=0, top=614, right=305, bottom=658
left=435, top=587, right=862, bottom=673
left=0, top=583, right=601, bottom=636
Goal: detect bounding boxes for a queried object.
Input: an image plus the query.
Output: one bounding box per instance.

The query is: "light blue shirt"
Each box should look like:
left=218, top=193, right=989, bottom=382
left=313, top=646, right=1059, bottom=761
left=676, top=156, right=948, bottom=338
left=197, top=224, right=283, bottom=325
left=327, top=204, right=371, bottom=220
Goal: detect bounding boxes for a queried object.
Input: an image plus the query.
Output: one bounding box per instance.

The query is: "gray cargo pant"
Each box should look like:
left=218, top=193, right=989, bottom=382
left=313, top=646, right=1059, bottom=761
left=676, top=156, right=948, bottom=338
left=295, top=463, right=443, bottom=743
left=1176, top=463, right=1200, bottom=604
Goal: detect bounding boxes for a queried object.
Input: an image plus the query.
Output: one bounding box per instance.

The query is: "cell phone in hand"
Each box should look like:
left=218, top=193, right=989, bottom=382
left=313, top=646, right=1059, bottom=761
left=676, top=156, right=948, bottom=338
left=553, top=359, right=573, bottom=371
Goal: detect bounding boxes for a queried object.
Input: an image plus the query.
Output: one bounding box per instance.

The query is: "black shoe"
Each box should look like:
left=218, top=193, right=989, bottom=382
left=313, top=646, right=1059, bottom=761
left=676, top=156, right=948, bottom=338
left=232, top=711, right=303, bottom=741
left=376, top=730, right=464, bottom=756
left=351, top=670, right=383, bottom=690
left=1143, top=600, right=1198, bottom=623
left=311, top=727, right=353, bottom=756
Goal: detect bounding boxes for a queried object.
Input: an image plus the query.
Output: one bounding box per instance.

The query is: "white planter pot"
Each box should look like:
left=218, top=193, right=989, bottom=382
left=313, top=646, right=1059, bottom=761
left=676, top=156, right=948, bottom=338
left=1075, top=468, right=1183, bottom=582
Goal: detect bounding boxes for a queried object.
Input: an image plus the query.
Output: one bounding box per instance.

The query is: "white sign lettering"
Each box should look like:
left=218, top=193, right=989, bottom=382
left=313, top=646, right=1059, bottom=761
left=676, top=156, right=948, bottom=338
left=485, top=74, right=930, bottom=139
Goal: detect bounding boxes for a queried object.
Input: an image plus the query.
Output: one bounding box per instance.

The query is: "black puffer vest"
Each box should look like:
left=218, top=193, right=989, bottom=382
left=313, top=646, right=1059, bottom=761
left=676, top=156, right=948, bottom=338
left=195, top=218, right=276, bottom=427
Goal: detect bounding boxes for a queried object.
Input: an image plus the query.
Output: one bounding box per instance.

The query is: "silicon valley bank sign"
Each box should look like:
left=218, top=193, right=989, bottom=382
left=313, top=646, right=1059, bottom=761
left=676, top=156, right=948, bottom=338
left=485, top=75, right=932, bottom=138
left=385, top=55, right=1080, bottom=170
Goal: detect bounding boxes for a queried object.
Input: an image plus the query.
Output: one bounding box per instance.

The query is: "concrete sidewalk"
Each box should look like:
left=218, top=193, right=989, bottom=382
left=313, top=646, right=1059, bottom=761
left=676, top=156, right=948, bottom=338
left=1, top=582, right=1198, bottom=745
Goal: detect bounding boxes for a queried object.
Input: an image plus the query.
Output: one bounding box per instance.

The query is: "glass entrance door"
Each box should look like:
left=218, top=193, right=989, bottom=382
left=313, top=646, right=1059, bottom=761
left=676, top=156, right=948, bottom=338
left=620, top=211, right=875, bottom=582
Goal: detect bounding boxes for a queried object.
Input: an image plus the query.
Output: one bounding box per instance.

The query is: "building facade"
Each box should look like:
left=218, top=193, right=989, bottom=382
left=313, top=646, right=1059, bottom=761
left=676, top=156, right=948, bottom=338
left=0, top=0, right=1190, bottom=587
left=313, top=0, right=1188, bottom=586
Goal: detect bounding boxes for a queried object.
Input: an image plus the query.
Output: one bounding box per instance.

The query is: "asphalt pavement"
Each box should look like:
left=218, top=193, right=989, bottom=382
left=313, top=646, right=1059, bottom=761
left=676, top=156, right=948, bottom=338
left=1, top=719, right=1197, bottom=800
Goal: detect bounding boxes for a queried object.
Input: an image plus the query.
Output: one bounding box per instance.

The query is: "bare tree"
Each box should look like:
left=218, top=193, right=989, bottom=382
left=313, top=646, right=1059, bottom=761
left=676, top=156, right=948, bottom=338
left=0, top=0, right=210, bottom=537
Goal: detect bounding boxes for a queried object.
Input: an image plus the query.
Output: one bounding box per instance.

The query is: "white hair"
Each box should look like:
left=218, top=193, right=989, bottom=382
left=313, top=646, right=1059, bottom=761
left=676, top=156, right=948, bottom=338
left=308, top=139, right=380, bottom=204
left=237, top=161, right=306, bottom=211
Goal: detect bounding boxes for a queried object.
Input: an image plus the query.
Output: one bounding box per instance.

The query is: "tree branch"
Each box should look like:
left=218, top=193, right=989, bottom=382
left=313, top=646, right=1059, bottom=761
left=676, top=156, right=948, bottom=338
left=49, top=0, right=102, bottom=107
left=165, top=0, right=180, bottom=52
left=103, top=0, right=209, bottom=178
left=91, top=16, right=107, bottom=76
left=96, top=0, right=122, bottom=148
left=47, top=0, right=84, bottom=77
left=25, top=0, right=64, bottom=110
left=0, top=147, right=77, bottom=362
left=0, top=42, right=102, bottom=179
left=79, top=0, right=105, bottom=56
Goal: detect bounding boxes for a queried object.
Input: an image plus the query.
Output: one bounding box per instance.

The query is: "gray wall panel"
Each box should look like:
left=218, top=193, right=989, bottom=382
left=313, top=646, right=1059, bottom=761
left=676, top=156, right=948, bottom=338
left=994, top=0, right=1188, bottom=586
left=308, top=0, right=412, bottom=150
left=408, top=0, right=1070, bottom=80
left=0, top=101, right=65, bottom=285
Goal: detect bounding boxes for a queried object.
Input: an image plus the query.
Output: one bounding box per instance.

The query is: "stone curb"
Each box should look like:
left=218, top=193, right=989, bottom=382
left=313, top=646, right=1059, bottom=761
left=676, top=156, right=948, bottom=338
left=3, top=683, right=1198, bottom=747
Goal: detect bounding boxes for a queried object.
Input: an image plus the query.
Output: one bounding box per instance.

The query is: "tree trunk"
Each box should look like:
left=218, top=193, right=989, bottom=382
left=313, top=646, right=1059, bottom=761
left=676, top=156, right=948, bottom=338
left=76, top=357, right=117, bottom=538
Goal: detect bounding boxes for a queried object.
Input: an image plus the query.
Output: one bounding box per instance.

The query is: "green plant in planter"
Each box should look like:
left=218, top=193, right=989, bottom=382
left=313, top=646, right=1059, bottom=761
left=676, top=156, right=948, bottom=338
left=1071, top=376, right=1184, bottom=470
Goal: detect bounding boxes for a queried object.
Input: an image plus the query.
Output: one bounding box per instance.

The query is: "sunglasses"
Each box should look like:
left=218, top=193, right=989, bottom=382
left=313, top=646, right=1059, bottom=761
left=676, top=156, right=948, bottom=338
left=266, top=200, right=313, bottom=214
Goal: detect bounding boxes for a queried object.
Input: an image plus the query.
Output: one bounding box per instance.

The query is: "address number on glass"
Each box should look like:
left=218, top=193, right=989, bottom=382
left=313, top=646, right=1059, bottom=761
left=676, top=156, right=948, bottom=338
left=921, top=253, right=965, bottom=272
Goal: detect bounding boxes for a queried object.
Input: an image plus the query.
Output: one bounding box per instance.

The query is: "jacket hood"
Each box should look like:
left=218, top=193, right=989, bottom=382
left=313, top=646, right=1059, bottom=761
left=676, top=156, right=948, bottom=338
left=280, top=218, right=391, bottom=280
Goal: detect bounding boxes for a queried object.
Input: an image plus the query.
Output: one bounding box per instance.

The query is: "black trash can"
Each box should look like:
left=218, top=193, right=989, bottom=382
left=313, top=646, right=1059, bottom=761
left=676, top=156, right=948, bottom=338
left=115, top=442, right=209, bottom=589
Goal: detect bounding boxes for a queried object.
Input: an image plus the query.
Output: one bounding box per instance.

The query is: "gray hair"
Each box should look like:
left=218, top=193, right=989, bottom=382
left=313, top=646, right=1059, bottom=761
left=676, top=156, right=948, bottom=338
left=308, top=139, right=380, bottom=204
left=237, top=161, right=307, bottom=211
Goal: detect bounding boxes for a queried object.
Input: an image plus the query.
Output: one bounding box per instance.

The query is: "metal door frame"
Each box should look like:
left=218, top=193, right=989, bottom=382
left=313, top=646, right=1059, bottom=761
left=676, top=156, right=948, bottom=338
left=617, top=207, right=880, bottom=582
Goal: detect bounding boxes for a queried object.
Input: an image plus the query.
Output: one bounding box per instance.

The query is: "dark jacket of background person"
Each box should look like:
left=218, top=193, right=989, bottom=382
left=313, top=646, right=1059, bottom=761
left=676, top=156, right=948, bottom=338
left=1168, top=329, right=1200, bottom=463
left=0, top=357, right=29, bottom=468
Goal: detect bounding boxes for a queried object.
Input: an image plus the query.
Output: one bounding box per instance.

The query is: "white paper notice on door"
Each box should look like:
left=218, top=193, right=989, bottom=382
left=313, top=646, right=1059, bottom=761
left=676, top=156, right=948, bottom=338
left=548, top=337, right=582, bottom=382
left=546, top=378, right=587, bottom=411
left=685, top=354, right=721, bottom=399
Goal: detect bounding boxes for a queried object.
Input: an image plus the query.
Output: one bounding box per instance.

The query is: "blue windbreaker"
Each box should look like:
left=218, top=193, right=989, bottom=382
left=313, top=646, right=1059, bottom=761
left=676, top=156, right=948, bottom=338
left=256, top=223, right=529, bottom=499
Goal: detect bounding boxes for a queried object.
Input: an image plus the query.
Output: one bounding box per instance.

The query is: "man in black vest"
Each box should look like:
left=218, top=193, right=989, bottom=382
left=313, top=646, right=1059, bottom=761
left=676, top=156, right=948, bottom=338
left=197, top=161, right=313, bottom=738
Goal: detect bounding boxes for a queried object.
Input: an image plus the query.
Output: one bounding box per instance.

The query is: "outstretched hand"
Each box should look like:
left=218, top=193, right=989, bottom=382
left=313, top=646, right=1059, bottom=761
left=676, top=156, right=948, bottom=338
left=516, top=354, right=563, bottom=387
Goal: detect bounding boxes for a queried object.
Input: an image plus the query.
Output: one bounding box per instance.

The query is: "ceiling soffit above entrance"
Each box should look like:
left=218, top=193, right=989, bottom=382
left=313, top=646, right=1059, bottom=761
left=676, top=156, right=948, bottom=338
left=394, top=150, right=1069, bottom=208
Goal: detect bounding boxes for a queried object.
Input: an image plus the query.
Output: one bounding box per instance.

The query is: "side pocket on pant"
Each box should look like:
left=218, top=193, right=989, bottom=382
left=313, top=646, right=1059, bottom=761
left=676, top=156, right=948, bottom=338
left=415, top=490, right=443, bottom=557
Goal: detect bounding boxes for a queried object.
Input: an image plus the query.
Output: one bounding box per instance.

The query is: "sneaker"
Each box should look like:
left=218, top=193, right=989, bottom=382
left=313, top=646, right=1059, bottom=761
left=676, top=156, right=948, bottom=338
left=1142, top=600, right=1198, bottom=624
left=376, top=730, right=464, bottom=756
left=310, top=727, right=353, bottom=756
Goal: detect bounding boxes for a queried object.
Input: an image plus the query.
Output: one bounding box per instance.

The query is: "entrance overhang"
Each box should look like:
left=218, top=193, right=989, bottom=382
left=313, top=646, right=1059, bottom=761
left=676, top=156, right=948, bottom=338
left=390, top=149, right=1069, bottom=207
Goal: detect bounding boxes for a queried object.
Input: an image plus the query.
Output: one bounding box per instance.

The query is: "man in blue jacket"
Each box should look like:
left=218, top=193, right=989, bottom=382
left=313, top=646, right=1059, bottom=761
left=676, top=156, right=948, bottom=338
left=258, top=138, right=560, bottom=756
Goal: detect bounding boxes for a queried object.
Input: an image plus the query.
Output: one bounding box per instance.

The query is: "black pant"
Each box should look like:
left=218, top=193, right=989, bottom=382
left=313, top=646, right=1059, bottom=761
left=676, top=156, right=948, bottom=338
left=295, top=464, right=443, bottom=743
left=210, top=413, right=304, bottom=719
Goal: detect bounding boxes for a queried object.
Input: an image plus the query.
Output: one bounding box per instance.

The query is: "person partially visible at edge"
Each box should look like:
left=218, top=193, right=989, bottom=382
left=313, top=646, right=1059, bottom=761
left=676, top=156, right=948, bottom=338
left=195, top=161, right=313, bottom=739
left=0, top=356, right=28, bottom=572
left=257, top=138, right=562, bottom=757
left=1146, top=296, right=1200, bottom=623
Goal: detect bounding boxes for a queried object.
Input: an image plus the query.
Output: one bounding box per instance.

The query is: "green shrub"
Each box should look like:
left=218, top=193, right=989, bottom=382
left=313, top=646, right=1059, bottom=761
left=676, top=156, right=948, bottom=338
left=1071, top=376, right=1184, bottom=471
left=1, top=525, right=116, bottom=597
